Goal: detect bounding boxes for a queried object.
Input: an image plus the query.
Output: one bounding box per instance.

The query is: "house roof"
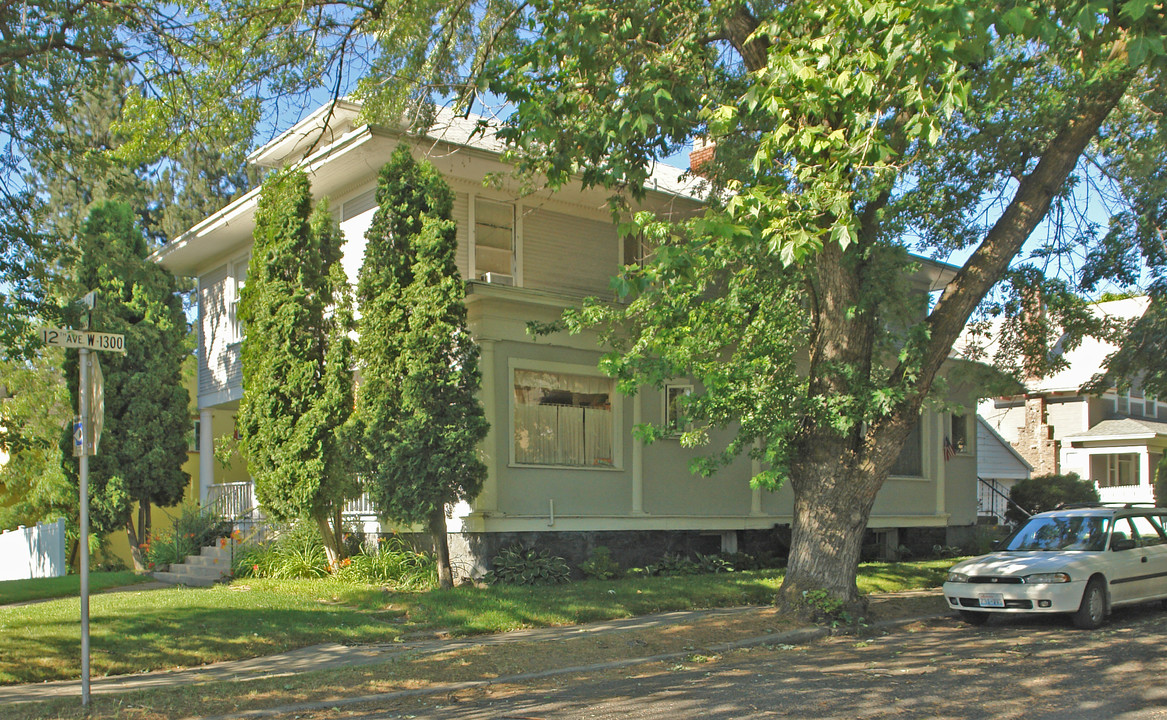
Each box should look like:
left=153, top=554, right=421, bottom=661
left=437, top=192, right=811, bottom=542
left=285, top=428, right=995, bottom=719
left=150, top=98, right=965, bottom=285
left=150, top=100, right=706, bottom=276
left=1065, top=416, right=1167, bottom=442
left=248, top=100, right=704, bottom=200
left=956, top=296, right=1149, bottom=395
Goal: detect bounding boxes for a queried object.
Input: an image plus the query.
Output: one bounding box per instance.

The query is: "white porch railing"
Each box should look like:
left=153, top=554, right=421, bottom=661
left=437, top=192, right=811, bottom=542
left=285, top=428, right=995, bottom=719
left=204, top=481, right=378, bottom=519
left=206, top=481, right=256, bottom=520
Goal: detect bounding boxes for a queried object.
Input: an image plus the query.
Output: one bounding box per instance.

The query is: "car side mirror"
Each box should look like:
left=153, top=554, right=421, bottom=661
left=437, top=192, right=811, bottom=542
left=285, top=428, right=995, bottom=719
left=1111, top=538, right=1136, bottom=551
left=990, top=539, right=1002, bottom=550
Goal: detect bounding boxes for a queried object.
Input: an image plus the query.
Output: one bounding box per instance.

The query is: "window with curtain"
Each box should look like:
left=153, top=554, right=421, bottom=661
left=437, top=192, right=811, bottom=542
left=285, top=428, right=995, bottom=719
left=890, top=419, right=923, bottom=477
left=513, top=369, right=614, bottom=467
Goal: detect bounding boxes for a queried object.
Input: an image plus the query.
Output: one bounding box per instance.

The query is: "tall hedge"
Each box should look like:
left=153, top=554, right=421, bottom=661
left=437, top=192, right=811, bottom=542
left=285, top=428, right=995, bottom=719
left=356, top=146, right=488, bottom=588
left=237, top=170, right=355, bottom=563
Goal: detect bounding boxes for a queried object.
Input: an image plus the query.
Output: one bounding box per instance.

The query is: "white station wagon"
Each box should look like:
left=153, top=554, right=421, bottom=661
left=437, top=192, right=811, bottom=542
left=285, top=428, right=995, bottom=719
left=943, top=504, right=1167, bottom=629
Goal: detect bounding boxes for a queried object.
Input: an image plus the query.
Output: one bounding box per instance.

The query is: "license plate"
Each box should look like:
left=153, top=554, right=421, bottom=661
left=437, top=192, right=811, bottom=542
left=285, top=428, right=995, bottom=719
left=978, top=593, right=1005, bottom=608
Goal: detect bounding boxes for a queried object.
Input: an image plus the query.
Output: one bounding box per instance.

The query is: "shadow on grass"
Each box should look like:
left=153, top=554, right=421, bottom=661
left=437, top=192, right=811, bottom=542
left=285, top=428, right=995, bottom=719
left=0, top=584, right=400, bottom=684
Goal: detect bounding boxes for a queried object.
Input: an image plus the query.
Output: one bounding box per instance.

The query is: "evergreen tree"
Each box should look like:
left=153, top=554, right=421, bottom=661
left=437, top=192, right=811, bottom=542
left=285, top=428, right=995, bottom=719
left=237, top=170, right=355, bottom=565
left=356, top=146, right=488, bottom=589
left=61, top=201, right=191, bottom=569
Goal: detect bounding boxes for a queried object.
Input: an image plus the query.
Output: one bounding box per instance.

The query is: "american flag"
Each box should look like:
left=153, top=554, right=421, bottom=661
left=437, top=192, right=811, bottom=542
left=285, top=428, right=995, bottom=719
left=943, top=435, right=956, bottom=462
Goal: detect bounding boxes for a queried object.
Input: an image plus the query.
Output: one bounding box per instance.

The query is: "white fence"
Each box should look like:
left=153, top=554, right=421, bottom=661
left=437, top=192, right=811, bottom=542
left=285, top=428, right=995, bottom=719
left=0, top=519, right=68, bottom=582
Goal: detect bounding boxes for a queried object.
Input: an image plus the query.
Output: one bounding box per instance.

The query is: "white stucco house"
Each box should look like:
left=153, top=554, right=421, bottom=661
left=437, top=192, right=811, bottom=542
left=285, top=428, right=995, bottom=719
left=150, top=100, right=983, bottom=568
left=976, top=296, right=1164, bottom=505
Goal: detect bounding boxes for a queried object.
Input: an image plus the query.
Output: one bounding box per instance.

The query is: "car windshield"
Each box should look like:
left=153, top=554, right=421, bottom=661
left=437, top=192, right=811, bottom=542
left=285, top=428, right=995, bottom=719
left=1004, top=516, right=1111, bottom=552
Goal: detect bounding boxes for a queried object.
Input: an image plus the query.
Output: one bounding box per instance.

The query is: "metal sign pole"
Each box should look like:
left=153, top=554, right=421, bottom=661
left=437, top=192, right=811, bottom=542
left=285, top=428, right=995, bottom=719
left=79, top=346, right=91, bottom=707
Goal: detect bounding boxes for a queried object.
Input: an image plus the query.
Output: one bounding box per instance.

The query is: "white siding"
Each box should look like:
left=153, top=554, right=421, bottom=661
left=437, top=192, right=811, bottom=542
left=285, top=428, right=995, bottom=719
left=523, top=208, right=619, bottom=297
left=198, top=265, right=241, bottom=398
left=976, top=421, right=1030, bottom=480
left=338, top=191, right=470, bottom=286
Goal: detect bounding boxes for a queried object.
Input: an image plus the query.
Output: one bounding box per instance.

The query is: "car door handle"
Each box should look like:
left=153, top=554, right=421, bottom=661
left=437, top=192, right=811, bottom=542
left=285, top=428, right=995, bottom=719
left=1142, top=556, right=1149, bottom=563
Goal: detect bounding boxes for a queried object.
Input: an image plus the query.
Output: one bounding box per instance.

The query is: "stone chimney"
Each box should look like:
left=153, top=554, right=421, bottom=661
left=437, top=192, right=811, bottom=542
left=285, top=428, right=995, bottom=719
left=689, top=137, right=716, bottom=175
left=1013, top=395, right=1059, bottom=475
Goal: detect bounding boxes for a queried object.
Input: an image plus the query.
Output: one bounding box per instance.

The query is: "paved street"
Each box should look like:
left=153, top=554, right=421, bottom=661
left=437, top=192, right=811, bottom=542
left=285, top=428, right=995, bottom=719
left=322, top=604, right=1167, bottom=720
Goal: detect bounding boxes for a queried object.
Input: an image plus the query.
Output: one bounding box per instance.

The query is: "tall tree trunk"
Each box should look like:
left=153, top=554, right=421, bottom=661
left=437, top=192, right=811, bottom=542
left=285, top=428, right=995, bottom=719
left=778, top=73, right=1134, bottom=615
left=429, top=507, right=454, bottom=589
left=126, top=521, right=145, bottom=571
left=314, top=512, right=341, bottom=568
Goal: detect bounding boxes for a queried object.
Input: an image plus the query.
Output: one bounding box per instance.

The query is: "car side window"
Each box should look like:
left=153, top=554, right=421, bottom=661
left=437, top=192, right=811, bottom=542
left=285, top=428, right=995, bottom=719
left=1111, top=518, right=1135, bottom=549
left=1130, top=515, right=1167, bottom=548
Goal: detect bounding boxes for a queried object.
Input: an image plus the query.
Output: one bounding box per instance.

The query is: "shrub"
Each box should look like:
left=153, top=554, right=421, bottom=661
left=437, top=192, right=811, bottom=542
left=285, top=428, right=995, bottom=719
left=232, top=521, right=329, bottom=579
left=578, top=546, right=621, bottom=580
left=333, top=535, right=438, bottom=591
left=483, top=545, right=570, bottom=586
left=1007, top=472, right=1099, bottom=524
left=641, top=553, right=700, bottom=577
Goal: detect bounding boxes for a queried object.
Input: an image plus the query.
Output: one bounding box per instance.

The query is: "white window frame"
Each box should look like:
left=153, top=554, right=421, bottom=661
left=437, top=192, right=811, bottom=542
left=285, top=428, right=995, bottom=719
left=228, top=253, right=250, bottom=343
left=469, top=195, right=519, bottom=285
left=1105, top=453, right=1139, bottom=487
left=949, top=412, right=974, bottom=455
left=508, top=358, right=622, bottom=470
left=663, top=383, right=694, bottom=437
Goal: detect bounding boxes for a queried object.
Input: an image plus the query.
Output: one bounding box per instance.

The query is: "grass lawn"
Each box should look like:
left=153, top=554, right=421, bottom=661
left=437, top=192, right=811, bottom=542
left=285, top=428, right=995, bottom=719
left=0, top=558, right=954, bottom=686
left=0, top=572, right=152, bottom=606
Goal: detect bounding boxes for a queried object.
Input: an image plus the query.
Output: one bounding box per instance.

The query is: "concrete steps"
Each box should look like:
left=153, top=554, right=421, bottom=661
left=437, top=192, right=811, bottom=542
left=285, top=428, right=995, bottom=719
left=153, top=542, right=233, bottom=587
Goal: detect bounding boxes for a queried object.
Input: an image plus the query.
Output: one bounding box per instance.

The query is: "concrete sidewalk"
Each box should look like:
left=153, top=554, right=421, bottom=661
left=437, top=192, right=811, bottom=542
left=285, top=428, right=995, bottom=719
left=0, top=606, right=769, bottom=705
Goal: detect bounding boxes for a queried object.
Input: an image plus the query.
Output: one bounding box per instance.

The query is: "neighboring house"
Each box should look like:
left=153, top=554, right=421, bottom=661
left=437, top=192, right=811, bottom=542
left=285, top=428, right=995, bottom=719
left=975, top=415, right=1032, bottom=523
left=151, top=100, right=982, bottom=570
left=977, top=297, right=1164, bottom=505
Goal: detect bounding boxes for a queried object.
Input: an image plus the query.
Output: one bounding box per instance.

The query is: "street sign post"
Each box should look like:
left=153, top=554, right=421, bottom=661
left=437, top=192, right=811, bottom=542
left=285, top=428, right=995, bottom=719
left=38, top=321, right=123, bottom=708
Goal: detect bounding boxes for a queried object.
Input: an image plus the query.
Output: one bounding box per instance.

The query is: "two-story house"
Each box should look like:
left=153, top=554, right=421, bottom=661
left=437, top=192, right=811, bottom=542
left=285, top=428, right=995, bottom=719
left=151, top=100, right=981, bottom=569
left=978, top=296, right=1165, bottom=504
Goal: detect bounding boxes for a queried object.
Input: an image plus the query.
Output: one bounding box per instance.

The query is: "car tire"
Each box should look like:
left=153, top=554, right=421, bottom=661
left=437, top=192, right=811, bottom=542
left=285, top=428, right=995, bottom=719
left=1072, top=578, right=1108, bottom=630
left=958, top=610, right=990, bottom=626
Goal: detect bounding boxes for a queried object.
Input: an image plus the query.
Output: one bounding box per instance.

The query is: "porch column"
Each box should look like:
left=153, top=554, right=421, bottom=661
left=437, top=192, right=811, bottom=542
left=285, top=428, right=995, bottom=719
left=632, top=392, right=645, bottom=515
left=199, top=408, right=214, bottom=506
left=473, top=340, right=498, bottom=517
left=750, top=441, right=763, bottom=516
left=1140, top=448, right=1153, bottom=492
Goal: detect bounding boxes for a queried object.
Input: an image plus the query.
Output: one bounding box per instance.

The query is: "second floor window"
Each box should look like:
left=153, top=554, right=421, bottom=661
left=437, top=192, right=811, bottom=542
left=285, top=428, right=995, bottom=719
left=229, top=255, right=249, bottom=342
left=473, top=198, right=514, bottom=282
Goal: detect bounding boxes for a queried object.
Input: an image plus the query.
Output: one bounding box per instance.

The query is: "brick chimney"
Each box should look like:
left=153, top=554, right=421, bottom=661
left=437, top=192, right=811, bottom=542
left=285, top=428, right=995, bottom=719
left=1013, top=395, right=1059, bottom=475
left=689, top=137, right=716, bottom=175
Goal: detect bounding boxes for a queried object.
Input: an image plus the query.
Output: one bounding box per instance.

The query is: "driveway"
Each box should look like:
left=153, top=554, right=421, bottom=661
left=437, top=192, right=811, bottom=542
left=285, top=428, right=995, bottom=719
left=334, top=603, right=1167, bottom=720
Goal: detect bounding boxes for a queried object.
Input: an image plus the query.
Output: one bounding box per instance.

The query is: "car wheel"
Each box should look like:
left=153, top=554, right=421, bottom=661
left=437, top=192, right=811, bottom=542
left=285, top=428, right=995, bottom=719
left=958, top=610, right=990, bottom=626
left=1072, top=578, right=1108, bottom=629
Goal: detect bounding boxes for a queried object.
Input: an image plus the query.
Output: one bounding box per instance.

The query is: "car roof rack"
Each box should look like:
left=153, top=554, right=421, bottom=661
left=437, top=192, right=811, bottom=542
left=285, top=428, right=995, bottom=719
left=1052, top=502, right=1166, bottom=511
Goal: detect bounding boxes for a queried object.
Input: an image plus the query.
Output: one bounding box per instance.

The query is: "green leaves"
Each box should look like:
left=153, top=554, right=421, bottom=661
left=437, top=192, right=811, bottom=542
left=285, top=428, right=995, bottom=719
left=238, top=170, right=355, bottom=532
left=355, top=147, right=488, bottom=528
